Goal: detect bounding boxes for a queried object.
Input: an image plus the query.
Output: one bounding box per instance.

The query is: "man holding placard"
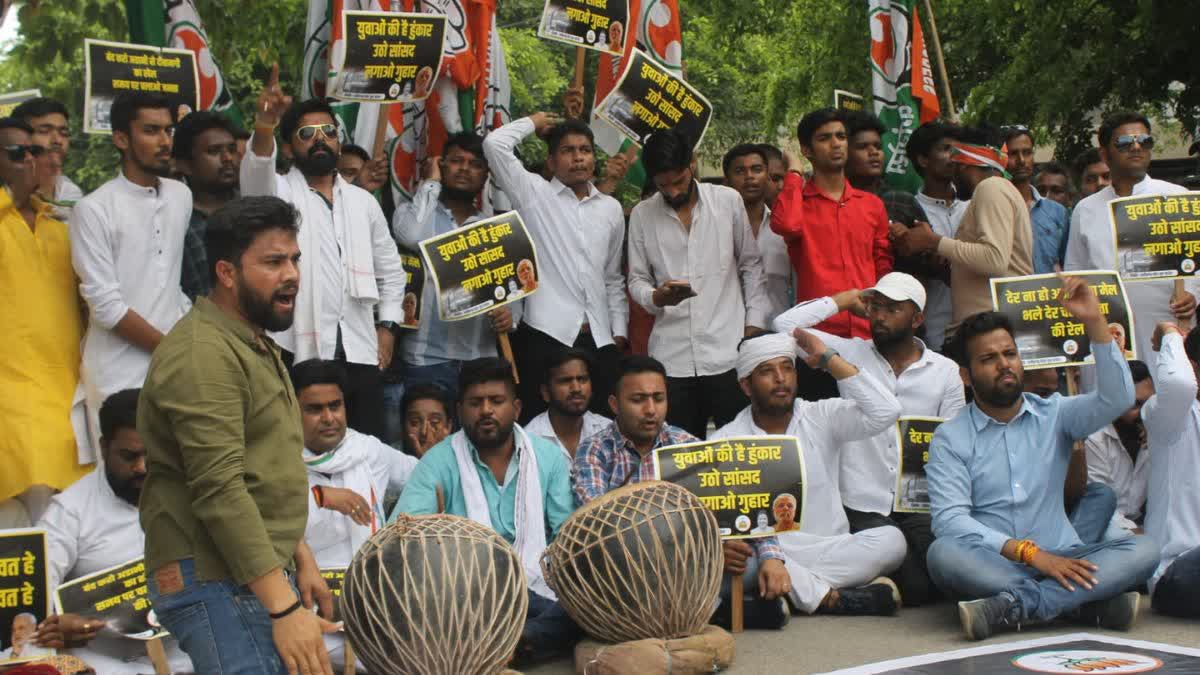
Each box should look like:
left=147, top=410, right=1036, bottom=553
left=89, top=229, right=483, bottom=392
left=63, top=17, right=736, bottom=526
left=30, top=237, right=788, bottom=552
left=773, top=272, right=964, bottom=606
left=710, top=332, right=907, bottom=616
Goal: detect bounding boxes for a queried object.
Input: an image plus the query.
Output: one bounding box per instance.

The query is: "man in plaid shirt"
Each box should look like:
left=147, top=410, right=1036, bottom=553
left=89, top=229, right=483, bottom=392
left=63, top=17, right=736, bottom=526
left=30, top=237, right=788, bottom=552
left=573, top=355, right=791, bottom=629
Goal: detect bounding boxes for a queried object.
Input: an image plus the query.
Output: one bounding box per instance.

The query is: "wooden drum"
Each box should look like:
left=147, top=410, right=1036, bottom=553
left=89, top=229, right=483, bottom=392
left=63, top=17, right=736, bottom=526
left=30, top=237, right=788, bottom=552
left=541, top=481, right=723, bottom=644
left=341, top=514, right=529, bottom=675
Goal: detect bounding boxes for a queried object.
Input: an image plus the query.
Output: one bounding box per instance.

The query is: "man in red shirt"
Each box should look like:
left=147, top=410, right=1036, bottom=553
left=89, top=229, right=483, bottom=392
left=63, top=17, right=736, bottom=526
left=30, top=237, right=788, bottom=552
left=771, top=108, right=893, bottom=338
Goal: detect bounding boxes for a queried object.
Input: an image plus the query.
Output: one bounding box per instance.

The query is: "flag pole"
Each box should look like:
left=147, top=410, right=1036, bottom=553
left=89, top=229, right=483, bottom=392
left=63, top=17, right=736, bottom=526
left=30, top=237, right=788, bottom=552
left=372, top=0, right=402, bottom=159
left=920, top=0, right=957, bottom=122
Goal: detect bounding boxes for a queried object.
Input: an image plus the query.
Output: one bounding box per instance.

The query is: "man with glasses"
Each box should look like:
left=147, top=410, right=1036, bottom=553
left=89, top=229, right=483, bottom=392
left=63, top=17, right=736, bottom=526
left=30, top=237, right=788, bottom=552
left=0, top=117, right=88, bottom=528
left=241, top=66, right=406, bottom=438
left=1065, top=111, right=1195, bottom=374
left=1004, top=125, right=1070, bottom=274
left=69, top=92, right=192, bottom=465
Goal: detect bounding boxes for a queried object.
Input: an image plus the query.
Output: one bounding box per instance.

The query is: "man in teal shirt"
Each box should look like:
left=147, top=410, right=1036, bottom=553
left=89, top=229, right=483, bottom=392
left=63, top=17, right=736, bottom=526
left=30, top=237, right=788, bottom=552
left=390, top=357, right=577, bottom=666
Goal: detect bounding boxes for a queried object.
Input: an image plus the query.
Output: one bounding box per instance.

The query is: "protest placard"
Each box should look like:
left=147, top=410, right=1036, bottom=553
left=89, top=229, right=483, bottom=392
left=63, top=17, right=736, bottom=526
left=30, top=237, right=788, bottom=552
left=991, top=270, right=1135, bottom=369
left=834, top=89, right=865, bottom=112
left=83, top=38, right=199, bottom=134
left=320, top=568, right=346, bottom=598
left=653, top=436, right=806, bottom=540
left=329, top=11, right=447, bottom=103
left=593, top=48, right=713, bottom=148
left=419, top=212, right=538, bottom=322
left=538, top=0, right=629, bottom=56
left=1111, top=192, right=1200, bottom=281
left=0, top=529, right=51, bottom=664
left=54, top=557, right=166, bottom=641
left=894, top=417, right=943, bottom=514
left=398, top=245, right=424, bottom=330
left=0, top=90, right=41, bottom=118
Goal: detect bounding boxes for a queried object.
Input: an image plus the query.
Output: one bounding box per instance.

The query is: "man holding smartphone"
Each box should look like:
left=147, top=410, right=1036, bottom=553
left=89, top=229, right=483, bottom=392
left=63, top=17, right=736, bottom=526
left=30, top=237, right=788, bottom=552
left=627, top=128, right=771, bottom=438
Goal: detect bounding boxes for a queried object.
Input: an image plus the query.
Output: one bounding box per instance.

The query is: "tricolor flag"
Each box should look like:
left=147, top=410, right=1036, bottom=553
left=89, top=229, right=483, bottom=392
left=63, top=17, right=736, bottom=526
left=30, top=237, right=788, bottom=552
left=868, top=0, right=941, bottom=193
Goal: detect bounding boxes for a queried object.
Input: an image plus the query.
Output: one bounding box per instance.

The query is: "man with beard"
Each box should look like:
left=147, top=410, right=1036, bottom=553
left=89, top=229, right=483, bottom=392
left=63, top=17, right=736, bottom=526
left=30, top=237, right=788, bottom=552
left=926, top=278, right=1159, bottom=641
left=524, top=349, right=611, bottom=459
left=710, top=331, right=908, bottom=617
left=242, top=65, right=407, bottom=438
left=390, top=357, right=577, bottom=666
left=770, top=108, right=892, bottom=340
left=33, top=389, right=192, bottom=673
left=724, top=143, right=793, bottom=321
left=69, top=92, right=193, bottom=465
left=891, top=125, right=1033, bottom=343
left=139, top=196, right=338, bottom=674
left=392, top=132, right=516, bottom=401
left=174, top=111, right=240, bottom=301
left=773, top=272, right=964, bottom=606
left=483, top=114, right=627, bottom=424
left=1003, top=126, right=1069, bottom=274
left=1084, top=360, right=1153, bottom=537
left=11, top=97, right=83, bottom=220
left=628, top=128, right=770, bottom=438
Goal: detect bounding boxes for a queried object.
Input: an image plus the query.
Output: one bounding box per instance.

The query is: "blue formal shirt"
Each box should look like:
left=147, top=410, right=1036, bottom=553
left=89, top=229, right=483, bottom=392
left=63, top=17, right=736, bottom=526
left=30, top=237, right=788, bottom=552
left=928, top=340, right=1133, bottom=552
left=388, top=429, right=574, bottom=544
left=1029, top=187, right=1071, bottom=274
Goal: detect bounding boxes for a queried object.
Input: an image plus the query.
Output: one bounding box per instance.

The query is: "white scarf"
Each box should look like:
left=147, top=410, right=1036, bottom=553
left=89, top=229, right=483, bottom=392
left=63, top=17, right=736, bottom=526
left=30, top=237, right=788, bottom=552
left=288, top=169, right=379, bottom=361
left=450, top=425, right=555, bottom=599
left=303, top=429, right=381, bottom=555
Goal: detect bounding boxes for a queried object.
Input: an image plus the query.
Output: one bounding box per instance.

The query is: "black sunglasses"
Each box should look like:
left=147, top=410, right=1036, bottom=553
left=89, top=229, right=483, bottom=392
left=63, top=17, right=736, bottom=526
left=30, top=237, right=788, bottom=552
left=1113, top=134, right=1154, bottom=152
left=3, top=144, right=46, bottom=161
left=295, top=123, right=338, bottom=142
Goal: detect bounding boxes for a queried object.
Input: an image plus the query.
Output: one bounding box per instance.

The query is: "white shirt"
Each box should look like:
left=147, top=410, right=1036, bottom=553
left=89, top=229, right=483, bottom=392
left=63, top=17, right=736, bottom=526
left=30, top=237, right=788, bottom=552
left=39, top=468, right=143, bottom=589
left=774, top=296, right=965, bottom=513
left=1140, top=332, right=1200, bottom=591
left=913, top=191, right=968, bottom=350
left=482, top=117, right=628, bottom=347
left=240, top=136, right=406, bottom=364
left=628, top=182, right=771, bottom=377
left=524, top=410, right=612, bottom=460
left=755, top=205, right=794, bottom=321
left=305, top=430, right=418, bottom=568
left=709, top=370, right=902, bottom=546
left=1084, top=423, right=1149, bottom=530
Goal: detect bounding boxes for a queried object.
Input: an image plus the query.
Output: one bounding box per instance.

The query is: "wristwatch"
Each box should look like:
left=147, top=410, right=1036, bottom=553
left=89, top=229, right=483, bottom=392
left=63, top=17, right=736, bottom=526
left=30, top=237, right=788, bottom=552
left=376, top=320, right=399, bottom=333
left=816, top=348, right=840, bottom=371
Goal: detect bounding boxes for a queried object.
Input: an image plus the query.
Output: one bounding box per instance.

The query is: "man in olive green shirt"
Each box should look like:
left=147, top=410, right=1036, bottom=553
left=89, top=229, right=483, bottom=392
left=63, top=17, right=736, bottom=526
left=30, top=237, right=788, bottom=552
left=139, top=195, right=336, bottom=675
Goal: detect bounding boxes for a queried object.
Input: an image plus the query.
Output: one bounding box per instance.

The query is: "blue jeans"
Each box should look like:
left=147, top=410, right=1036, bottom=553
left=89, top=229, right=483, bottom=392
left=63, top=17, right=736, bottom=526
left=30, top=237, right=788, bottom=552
left=523, top=590, right=581, bottom=660
left=381, top=382, right=406, bottom=446
left=148, top=559, right=287, bottom=674
left=1068, top=482, right=1117, bottom=544
left=404, top=360, right=462, bottom=401
left=1152, top=545, right=1200, bottom=617
left=927, top=535, right=1160, bottom=622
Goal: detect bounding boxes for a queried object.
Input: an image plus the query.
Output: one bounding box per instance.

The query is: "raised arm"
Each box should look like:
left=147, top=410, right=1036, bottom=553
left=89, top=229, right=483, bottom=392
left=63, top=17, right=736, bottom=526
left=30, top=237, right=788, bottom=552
left=791, top=328, right=901, bottom=444
left=391, top=172, right=443, bottom=247
left=1057, top=276, right=1135, bottom=440
left=1141, top=326, right=1198, bottom=447
left=241, top=64, right=290, bottom=198
left=481, top=115, right=555, bottom=211
left=769, top=172, right=806, bottom=242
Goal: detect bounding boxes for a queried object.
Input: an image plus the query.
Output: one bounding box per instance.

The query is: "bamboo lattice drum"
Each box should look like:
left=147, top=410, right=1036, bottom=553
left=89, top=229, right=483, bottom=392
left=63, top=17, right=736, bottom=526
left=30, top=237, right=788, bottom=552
left=541, top=480, right=723, bottom=644
left=341, top=514, right=529, bottom=675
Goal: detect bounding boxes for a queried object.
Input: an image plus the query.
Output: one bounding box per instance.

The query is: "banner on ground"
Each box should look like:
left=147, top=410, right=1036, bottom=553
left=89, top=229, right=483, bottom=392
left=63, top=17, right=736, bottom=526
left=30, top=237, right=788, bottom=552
left=54, top=557, right=166, bottom=641
left=0, top=529, right=51, bottom=664
left=329, top=11, right=447, bottom=103
left=834, top=89, right=865, bottom=112
left=83, top=38, right=199, bottom=134
left=894, top=417, right=943, bottom=514
left=653, top=435, right=806, bottom=540
left=991, top=271, right=1135, bottom=369
left=0, top=90, right=41, bottom=118
left=1111, top=192, right=1200, bottom=281
left=538, top=0, right=629, bottom=56
left=593, top=48, right=711, bottom=148
left=398, top=245, right=424, bottom=329
left=419, top=212, right=538, bottom=321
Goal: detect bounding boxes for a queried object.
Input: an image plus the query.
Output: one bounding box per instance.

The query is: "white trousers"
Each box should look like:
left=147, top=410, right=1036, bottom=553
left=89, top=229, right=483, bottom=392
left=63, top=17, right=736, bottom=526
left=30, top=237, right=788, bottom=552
left=325, top=632, right=366, bottom=673
left=779, top=526, right=907, bottom=613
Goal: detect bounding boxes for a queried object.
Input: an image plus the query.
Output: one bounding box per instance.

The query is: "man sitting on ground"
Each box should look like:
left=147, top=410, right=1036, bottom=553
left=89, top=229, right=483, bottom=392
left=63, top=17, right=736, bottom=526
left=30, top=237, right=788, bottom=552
left=926, top=277, right=1160, bottom=641
left=525, top=349, right=611, bottom=459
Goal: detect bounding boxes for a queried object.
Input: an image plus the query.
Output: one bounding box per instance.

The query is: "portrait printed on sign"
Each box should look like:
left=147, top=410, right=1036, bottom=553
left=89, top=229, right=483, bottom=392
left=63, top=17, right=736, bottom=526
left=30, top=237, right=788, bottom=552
left=331, top=11, right=447, bottom=103
left=0, top=529, right=51, bottom=663
left=894, top=417, right=943, bottom=514
left=54, top=557, right=166, bottom=641
left=537, top=0, right=629, bottom=56
left=991, top=271, right=1135, bottom=369
left=1111, top=192, right=1200, bottom=281
left=593, top=48, right=713, bottom=149
left=419, top=212, right=539, bottom=322
left=83, top=39, right=200, bottom=134
left=398, top=245, right=425, bottom=329
left=653, top=436, right=806, bottom=539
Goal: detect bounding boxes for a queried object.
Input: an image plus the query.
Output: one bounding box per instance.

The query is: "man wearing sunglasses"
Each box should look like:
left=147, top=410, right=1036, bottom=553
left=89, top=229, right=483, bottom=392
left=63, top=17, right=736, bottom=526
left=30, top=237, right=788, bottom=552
left=1065, top=111, right=1195, bottom=382
left=0, top=117, right=88, bottom=528
left=241, top=65, right=406, bottom=439
left=10, top=97, right=83, bottom=221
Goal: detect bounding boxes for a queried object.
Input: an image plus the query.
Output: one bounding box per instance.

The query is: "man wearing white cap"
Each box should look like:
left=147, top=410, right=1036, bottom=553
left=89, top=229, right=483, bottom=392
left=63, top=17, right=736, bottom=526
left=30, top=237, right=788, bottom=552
left=773, top=272, right=965, bottom=605
left=710, top=329, right=907, bottom=615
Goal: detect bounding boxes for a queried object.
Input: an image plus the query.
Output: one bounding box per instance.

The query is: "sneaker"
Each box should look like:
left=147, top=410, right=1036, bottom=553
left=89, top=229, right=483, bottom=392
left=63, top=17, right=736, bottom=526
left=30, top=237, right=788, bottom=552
left=958, top=592, right=1021, bottom=641
left=870, top=576, right=903, bottom=610
left=1076, top=591, right=1140, bottom=631
left=824, top=581, right=900, bottom=616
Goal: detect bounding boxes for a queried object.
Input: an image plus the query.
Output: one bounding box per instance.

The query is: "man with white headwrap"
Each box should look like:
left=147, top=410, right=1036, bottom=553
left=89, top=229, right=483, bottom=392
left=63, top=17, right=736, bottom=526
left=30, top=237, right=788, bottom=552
left=710, top=329, right=908, bottom=615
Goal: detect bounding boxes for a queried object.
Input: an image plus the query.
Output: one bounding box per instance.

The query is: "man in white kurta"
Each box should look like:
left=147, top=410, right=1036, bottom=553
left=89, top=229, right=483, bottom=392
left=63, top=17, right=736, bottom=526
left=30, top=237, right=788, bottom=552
left=710, top=332, right=907, bottom=615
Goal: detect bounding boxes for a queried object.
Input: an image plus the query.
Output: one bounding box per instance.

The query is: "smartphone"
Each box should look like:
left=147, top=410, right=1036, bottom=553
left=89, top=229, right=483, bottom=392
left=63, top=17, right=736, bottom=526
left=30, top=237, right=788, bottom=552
left=667, top=280, right=698, bottom=298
